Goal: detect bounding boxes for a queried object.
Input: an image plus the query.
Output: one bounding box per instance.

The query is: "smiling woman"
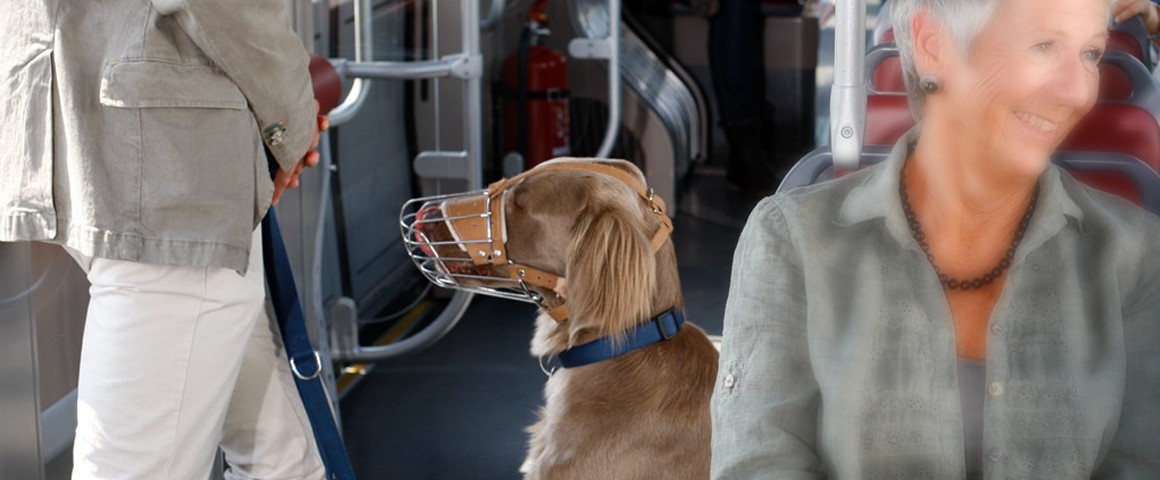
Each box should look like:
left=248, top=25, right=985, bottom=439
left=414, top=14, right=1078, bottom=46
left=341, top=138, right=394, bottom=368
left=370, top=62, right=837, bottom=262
left=711, top=0, right=1160, bottom=478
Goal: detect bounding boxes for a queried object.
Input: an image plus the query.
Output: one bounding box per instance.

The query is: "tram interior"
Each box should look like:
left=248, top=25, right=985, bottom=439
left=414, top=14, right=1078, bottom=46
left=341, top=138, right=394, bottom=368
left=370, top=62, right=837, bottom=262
left=7, top=0, right=1160, bottom=478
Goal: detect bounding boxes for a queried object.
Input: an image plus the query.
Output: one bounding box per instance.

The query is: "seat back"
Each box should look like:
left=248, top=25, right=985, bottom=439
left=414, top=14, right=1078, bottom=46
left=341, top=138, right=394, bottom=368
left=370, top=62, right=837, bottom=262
left=1109, top=16, right=1155, bottom=71
left=780, top=147, right=1160, bottom=214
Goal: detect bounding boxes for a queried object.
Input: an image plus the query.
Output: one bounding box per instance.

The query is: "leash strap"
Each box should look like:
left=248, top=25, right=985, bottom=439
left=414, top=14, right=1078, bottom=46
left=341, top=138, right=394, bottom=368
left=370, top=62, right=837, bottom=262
left=556, top=309, right=686, bottom=369
left=261, top=185, right=357, bottom=480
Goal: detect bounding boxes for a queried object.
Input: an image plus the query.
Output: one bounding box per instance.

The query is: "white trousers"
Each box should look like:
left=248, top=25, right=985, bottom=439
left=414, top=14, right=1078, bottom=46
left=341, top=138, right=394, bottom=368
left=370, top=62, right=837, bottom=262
left=72, top=229, right=325, bottom=480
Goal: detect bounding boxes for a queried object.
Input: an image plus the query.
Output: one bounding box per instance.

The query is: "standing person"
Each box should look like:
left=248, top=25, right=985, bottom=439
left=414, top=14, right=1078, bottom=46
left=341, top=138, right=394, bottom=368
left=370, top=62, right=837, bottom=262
left=708, top=0, right=782, bottom=196
left=1, top=1, right=329, bottom=478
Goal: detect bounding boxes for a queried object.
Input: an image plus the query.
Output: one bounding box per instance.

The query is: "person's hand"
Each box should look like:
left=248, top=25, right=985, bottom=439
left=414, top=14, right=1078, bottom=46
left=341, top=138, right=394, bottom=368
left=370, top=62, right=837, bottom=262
left=272, top=100, right=329, bottom=206
left=1115, top=0, right=1160, bottom=35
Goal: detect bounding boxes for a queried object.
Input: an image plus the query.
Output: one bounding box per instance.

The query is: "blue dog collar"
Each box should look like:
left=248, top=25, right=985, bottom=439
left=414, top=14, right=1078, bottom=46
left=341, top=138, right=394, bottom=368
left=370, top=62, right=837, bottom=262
left=555, top=309, right=685, bottom=369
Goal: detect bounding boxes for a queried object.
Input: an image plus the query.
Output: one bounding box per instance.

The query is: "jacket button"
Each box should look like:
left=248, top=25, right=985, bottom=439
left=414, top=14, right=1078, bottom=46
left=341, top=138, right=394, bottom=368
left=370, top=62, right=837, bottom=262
left=988, top=382, right=1004, bottom=397
left=986, top=448, right=1002, bottom=462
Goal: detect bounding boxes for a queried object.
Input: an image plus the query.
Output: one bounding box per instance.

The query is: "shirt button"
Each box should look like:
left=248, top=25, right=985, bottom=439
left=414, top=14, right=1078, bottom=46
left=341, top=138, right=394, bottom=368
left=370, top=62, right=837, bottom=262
left=988, top=382, right=1005, bottom=397
left=986, top=448, right=1002, bottom=462
left=990, top=323, right=1005, bottom=335
left=723, top=374, right=736, bottom=389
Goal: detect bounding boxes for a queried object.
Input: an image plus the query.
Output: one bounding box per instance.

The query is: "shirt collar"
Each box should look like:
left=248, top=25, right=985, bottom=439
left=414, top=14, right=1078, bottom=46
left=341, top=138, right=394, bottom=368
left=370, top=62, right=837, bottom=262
left=837, top=128, right=1085, bottom=253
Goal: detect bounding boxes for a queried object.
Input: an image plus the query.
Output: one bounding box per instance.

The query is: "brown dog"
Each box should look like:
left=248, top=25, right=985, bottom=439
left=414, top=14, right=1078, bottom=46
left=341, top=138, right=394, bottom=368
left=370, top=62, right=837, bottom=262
left=405, top=158, right=718, bottom=479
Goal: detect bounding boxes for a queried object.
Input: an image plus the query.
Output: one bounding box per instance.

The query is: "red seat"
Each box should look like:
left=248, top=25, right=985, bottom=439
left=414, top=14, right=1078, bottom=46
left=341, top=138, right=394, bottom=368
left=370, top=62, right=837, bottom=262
left=1100, top=63, right=1133, bottom=101
left=865, top=94, right=912, bottom=146
left=1109, top=30, right=1146, bottom=70
left=870, top=55, right=905, bottom=93
left=1064, top=104, right=1160, bottom=170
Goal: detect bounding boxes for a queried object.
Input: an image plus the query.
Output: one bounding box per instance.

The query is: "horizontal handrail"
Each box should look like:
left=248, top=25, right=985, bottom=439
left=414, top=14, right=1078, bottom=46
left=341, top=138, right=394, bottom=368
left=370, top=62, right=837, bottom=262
left=330, top=54, right=482, bottom=81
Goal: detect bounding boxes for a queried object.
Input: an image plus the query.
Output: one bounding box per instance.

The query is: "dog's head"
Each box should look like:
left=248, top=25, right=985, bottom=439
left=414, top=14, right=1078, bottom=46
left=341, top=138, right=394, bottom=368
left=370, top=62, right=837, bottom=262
left=402, top=158, right=675, bottom=346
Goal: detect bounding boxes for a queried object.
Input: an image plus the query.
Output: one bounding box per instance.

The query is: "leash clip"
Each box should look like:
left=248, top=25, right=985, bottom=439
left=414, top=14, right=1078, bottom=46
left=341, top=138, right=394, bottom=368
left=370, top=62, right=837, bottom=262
left=538, top=355, right=558, bottom=378
left=290, top=351, right=323, bottom=381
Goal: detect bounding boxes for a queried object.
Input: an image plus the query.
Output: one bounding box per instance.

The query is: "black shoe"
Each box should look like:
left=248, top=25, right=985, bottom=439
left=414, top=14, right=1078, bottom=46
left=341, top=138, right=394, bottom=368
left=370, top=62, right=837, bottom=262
left=724, top=118, right=781, bottom=197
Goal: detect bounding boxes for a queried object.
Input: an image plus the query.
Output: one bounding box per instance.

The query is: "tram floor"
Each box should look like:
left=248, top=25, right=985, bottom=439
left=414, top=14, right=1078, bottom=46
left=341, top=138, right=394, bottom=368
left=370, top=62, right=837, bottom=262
left=340, top=170, right=753, bottom=479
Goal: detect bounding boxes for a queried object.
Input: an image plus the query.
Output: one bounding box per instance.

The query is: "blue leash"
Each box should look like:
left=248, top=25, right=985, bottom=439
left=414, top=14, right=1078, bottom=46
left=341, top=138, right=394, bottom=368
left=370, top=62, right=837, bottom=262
left=261, top=158, right=357, bottom=479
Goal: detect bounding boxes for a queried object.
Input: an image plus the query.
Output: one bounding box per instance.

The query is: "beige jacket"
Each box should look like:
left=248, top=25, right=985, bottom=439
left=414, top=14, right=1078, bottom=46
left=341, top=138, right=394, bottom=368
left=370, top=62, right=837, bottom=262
left=1, top=0, right=317, bottom=272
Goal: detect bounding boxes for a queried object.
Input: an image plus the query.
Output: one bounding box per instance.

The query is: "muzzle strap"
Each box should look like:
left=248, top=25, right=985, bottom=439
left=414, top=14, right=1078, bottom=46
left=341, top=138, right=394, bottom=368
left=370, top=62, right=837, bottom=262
left=510, top=264, right=562, bottom=291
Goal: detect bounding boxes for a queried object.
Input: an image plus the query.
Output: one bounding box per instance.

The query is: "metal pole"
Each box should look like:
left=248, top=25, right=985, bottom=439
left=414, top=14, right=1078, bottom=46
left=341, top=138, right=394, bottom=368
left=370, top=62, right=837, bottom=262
left=595, top=0, right=622, bottom=158
left=463, top=0, right=484, bottom=190
left=331, top=0, right=482, bottom=362
left=830, top=0, right=867, bottom=170
left=329, top=0, right=374, bottom=125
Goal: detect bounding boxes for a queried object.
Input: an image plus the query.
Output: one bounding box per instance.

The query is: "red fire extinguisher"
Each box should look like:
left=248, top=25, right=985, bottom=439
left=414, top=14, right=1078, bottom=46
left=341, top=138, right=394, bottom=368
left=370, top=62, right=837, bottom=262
left=500, top=0, right=570, bottom=170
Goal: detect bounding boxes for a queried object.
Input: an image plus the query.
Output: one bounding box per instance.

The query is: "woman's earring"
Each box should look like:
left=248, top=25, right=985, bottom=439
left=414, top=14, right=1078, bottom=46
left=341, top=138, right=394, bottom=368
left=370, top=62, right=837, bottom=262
left=920, top=76, right=942, bottom=94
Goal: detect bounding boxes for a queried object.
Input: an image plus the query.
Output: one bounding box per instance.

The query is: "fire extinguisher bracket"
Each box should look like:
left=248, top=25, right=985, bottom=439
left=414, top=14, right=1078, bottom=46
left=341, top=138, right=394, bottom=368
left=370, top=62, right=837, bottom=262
left=568, top=38, right=613, bottom=60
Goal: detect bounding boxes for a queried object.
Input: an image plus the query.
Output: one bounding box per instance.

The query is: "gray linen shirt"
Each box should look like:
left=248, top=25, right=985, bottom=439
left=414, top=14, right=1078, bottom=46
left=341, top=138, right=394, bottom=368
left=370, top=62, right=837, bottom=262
left=712, top=134, right=1160, bottom=479
left=1, top=0, right=317, bottom=272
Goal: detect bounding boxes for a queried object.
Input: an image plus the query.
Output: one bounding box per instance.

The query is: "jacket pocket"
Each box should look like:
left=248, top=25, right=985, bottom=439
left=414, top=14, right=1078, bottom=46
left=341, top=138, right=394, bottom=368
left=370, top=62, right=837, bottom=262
left=99, top=59, right=247, bottom=110
left=96, top=58, right=264, bottom=259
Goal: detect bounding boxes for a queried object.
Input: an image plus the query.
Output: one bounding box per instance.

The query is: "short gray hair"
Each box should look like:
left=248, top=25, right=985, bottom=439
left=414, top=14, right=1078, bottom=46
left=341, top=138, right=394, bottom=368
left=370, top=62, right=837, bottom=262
left=890, top=0, right=999, bottom=117
left=890, top=0, right=1113, bottom=118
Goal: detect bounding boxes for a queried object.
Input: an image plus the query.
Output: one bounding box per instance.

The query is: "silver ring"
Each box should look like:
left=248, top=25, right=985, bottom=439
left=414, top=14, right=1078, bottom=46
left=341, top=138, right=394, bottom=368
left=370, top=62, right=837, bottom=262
left=290, top=351, right=323, bottom=381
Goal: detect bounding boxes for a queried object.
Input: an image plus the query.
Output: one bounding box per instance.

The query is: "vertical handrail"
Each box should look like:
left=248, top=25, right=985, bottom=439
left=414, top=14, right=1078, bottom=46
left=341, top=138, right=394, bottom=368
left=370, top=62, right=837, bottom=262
left=329, top=0, right=483, bottom=362
left=462, top=0, right=484, bottom=189
left=594, top=0, right=622, bottom=158
left=830, top=0, right=866, bottom=170
left=328, top=0, right=374, bottom=125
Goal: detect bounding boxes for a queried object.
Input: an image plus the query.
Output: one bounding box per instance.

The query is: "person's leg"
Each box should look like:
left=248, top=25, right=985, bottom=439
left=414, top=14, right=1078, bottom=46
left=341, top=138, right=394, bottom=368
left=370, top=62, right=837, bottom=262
left=219, top=307, right=325, bottom=480
left=709, top=0, right=780, bottom=194
left=73, top=229, right=265, bottom=480
left=709, top=0, right=764, bottom=127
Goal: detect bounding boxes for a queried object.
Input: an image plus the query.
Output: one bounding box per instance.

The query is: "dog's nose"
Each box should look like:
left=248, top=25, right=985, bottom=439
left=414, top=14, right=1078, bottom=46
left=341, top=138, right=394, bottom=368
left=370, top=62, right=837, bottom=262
left=415, top=204, right=442, bottom=230
left=413, top=204, right=442, bottom=257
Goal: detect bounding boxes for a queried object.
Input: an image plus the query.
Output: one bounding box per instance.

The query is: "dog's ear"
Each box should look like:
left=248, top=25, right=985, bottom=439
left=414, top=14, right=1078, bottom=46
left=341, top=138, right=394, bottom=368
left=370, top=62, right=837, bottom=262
left=564, top=201, right=657, bottom=344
